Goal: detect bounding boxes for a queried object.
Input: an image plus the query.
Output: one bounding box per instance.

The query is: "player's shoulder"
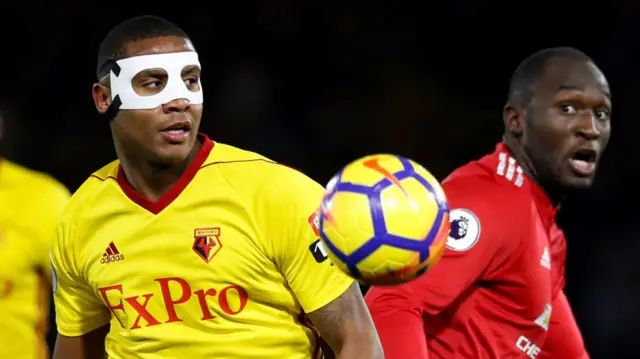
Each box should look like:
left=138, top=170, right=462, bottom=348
left=207, top=142, right=322, bottom=194
left=59, top=160, right=119, bottom=224
left=1, top=159, right=70, bottom=200
left=203, top=142, right=275, bottom=172
left=443, top=149, right=532, bottom=210
left=441, top=151, right=535, bottom=249
left=0, top=160, right=70, bottom=247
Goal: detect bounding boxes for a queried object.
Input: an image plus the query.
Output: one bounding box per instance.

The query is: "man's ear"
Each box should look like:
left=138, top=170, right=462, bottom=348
left=92, top=82, right=111, bottom=115
left=503, top=103, right=525, bottom=137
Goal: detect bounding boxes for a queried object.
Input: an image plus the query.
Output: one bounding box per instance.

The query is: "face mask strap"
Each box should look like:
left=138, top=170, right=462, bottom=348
left=104, top=96, right=122, bottom=122
left=98, top=59, right=122, bottom=121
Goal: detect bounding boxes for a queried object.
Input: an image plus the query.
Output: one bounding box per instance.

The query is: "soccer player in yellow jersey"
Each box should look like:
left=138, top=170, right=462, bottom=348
left=50, top=15, right=383, bottom=359
left=0, top=113, right=71, bottom=359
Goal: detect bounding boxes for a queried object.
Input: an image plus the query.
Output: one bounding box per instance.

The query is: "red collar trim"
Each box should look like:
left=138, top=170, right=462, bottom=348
left=117, top=133, right=214, bottom=215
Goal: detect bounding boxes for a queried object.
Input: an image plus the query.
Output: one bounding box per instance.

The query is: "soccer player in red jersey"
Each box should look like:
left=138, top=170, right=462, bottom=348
left=50, top=16, right=382, bottom=359
left=366, top=47, right=610, bottom=358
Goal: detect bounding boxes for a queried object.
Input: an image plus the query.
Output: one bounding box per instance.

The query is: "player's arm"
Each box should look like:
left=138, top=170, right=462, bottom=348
left=53, top=325, right=109, bottom=359
left=539, top=290, right=589, bottom=359
left=50, top=221, right=111, bottom=359
left=307, top=282, right=383, bottom=359
left=366, top=185, right=522, bottom=359
left=262, top=166, right=383, bottom=358
left=364, top=282, right=428, bottom=359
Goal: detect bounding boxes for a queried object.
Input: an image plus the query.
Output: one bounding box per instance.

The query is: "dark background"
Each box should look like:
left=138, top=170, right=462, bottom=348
left=1, top=1, right=638, bottom=357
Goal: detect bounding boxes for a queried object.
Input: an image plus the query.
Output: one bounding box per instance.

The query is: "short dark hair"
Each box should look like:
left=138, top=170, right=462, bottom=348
left=96, top=15, right=190, bottom=79
left=507, top=47, right=592, bottom=108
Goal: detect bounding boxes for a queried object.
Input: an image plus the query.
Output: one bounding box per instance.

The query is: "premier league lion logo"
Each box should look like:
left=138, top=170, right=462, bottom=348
left=449, top=216, right=469, bottom=240
left=446, top=209, right=480, bottom=251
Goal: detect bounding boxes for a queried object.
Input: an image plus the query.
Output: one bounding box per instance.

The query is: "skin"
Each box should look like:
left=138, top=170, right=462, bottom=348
left=53, top=35, right=383, bottom=359
left=308, top=282, right=384, bottom=359
left=502, top=56, right=612, bottom=203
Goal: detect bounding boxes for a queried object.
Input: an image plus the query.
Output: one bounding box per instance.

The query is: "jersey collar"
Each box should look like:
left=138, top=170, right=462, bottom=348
left=117, top=133, right=214, bottom=215
left=493, top=143, right=559, bottom=226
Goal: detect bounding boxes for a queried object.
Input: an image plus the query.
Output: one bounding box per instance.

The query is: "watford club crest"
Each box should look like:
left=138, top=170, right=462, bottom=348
left=193, top=228, right=223, bottom=263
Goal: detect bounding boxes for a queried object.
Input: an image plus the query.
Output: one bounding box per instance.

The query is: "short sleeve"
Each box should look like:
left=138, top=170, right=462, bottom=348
left=50, top=220, right=110, bottom=336
left=262, top=166, right=355, bottom=313
left=367, top=177, right=525, bottom=317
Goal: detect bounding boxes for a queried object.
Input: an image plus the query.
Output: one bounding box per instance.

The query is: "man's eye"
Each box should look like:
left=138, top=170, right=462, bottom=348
left=144, top=81, right=162, bottom=88
left=559, top=104, right=577, bottom=114
left=595, top=109, right=610, bottom=121
left=184, top=77, right=198, bottom=86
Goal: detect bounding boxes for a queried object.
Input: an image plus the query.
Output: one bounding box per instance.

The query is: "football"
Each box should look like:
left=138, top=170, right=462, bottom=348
left=318, top=154, right=450, bottom=286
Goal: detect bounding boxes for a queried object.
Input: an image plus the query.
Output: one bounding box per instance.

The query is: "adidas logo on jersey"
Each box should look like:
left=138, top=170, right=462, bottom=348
left=496, top=152, right=524, bottom=187
left=101, top=242, right=124, bottom=264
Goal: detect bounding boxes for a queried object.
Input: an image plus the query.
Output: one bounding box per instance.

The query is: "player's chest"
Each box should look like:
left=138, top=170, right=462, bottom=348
left=547, top=224, right=566, bottom=293
left=495, top=214, right=555, bottom=323
left=82, top=208, right=277, bottom=319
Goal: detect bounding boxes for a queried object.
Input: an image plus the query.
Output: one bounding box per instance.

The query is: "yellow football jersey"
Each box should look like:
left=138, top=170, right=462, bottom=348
left=0, top=159, right=71, bottom=359
left=51, top=134, right=354, bottom=359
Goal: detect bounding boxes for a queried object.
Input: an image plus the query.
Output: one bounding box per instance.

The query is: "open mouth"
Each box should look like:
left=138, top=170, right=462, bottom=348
left=569, top=148, right=597, bottom=176
left=162, top=121, right=192, bottom=135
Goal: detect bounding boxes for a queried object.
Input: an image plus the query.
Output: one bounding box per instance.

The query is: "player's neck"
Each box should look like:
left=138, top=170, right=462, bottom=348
left=118, top=141, right=202, bottom=202
left=502, top=135, right=564, bottom=206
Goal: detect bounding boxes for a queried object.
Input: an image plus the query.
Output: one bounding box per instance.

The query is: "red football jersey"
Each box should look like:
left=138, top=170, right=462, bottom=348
left=365, top=143, right=589, bottom=359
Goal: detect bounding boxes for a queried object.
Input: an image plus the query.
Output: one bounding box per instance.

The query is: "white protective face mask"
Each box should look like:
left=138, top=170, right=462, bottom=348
left=108, top=51, right=203, bottom=110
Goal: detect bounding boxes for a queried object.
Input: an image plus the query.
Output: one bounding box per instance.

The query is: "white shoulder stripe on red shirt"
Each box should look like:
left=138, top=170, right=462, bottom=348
left=496, top=152, right=524, bottom=187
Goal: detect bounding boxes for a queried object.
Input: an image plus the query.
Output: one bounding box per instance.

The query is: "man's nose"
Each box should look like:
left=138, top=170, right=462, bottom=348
left=163, top=98, right=191, bottom=113
left=577, top=112, right=601, bottom=139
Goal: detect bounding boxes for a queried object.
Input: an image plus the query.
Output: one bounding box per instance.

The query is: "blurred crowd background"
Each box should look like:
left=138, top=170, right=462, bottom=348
left=1, top=1, right=638, bottom=358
